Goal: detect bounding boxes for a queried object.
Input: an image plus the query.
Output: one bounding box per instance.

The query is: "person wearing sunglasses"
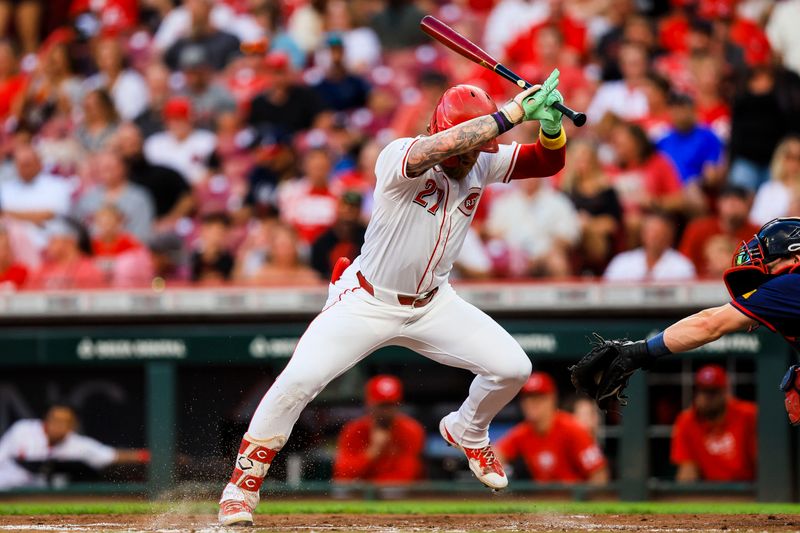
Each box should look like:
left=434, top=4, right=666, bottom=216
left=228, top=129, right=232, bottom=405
left=572, top=217, right=800, bottom=425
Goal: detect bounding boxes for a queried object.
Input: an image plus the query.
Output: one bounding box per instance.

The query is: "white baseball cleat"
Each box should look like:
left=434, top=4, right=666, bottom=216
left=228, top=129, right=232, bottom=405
left=439, top=418, right=508, bottom=490
left=218, top=482, right=258, bottom=526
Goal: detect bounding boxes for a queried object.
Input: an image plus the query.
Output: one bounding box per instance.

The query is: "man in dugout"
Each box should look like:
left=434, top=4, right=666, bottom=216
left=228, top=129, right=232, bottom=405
left=671, top=365, right=757, bottom=482
left=496, top=372, right=609, bottom=484
left=332, top=375, right=425, bottom=483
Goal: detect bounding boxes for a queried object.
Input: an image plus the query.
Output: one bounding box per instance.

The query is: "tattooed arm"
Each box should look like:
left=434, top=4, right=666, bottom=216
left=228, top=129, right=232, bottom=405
left=406, top=115, right=500, bottom=178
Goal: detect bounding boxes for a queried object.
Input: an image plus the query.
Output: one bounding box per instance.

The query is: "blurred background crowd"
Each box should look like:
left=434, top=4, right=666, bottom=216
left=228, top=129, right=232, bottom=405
left=1, top=0, right=800, bottom=290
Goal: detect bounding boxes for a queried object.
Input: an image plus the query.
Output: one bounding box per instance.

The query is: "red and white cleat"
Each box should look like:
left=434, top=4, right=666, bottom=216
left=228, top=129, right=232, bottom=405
left=218, top=498, right=254, bottom=527
left=439, top=418, right=508, bottom=490
left=218, top=482, right=259, bottom=526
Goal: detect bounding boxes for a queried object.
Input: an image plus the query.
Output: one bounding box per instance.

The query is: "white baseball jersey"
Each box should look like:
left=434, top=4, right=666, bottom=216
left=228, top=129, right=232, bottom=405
left=359, top=137, right=520, bottom=294
left=0, top=420, right=116, bottom=490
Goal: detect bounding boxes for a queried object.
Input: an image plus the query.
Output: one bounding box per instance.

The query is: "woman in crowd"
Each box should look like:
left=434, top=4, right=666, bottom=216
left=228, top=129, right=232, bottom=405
left=561, top=139, right=623, bottom=276
left=749, top=135, right=800, bottom=225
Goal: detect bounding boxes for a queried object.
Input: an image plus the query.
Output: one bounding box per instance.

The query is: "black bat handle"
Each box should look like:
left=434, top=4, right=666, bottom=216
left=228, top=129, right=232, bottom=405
left=495, top=64, right=587, bottom=127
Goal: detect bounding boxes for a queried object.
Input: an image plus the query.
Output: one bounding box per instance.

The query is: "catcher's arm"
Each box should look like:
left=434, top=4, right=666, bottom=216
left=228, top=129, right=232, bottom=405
left=661, top=303, right=756, bottom=353
left=570, top=304, right=755, bottom=410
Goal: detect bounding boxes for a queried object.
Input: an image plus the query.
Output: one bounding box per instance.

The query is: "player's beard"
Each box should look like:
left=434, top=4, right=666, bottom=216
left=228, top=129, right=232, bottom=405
left=443, top=154, right=478, bottom=181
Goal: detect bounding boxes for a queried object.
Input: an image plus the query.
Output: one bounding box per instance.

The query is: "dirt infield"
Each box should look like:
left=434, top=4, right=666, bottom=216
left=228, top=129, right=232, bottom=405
left=1, top=513, right=798, bottom=532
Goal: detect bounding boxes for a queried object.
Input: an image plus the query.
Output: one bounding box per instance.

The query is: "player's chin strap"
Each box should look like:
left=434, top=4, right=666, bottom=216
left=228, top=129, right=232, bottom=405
left=229, top=433, right=286, bottom=492
left=780, top=365, right=800, bottom=426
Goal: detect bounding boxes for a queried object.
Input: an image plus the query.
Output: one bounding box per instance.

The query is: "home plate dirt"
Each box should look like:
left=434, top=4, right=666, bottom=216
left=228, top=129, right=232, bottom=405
left=1, top=514, right=798, bottom=532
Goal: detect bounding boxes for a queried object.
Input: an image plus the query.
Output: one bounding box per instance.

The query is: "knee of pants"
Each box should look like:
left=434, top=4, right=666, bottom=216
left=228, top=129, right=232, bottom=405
left=494, top=350, right=532, bottom=385
left=274, top=370, right=329, bottom=405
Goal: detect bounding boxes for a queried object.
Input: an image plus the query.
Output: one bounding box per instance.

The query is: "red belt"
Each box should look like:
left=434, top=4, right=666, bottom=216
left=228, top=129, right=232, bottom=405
left=357, top=271, right=438, bottom=308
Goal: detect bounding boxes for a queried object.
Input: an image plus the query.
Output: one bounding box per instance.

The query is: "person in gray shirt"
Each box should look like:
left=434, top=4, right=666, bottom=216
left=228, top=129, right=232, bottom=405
left=73, top=151, right=155, bottom=243
left=177, top=45, right=237, bottom=130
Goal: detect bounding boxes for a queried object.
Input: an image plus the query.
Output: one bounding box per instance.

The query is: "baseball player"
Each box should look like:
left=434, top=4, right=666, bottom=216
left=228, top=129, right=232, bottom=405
left=333, top=375, right=425, bottom=483
left=219, top=69, right=567, bottom=526
left=571, top=217, right=800, bottom=427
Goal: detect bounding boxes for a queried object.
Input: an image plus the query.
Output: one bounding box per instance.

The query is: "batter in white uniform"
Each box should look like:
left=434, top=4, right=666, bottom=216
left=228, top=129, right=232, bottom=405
left=219, top=70, right=568, bottom=526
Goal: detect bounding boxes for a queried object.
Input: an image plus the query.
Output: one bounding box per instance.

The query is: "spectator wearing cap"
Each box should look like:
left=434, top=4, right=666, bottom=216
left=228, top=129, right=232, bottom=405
left=83, top=36, right=149, bottom=121
left=315, top=1, right=381, bottom=74
left=143, top=97, right=217, bottom=185
left=311, top=190, right=367, bottom=280
left=679, top=186, right=759, bottom=278
left=278, top=147, right=339, bottom=244
left=671, top=365, right=757, bottom=482
left=73, top=151, right=155, bottom=243
left=164, top=0, right=240, bottom=73
left=333, top=375, right=425, bottom=483
left=26, top=219, right=105, bottom=290
left=587, top=42, right=650, bottom=125
left=247, top=52, right=324, bottom=137
left=604, top=211, right=695, bottom=281
left=496, top=372, right=608, bottom=484
left=110, top=123, right=195, bottom=233
left=310, top=34, right=370, bottom=112
left=176, top=45, right=237, bottom=130
left=0, top=143, right=73, bottom=248
left=656, top=93, right=723, bottom=185
left=749, top=136, right=800, bottom=226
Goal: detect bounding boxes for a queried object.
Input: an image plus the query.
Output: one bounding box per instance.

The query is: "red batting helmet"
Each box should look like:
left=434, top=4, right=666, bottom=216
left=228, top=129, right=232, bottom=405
left=428, top=85, right=499, bottom=167
left=365, top=375, right=403, bottom=406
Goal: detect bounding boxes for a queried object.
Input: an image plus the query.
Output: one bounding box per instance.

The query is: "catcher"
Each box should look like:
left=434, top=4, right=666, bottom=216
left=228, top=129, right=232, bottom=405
left=571, top=217, right=800, bottom=425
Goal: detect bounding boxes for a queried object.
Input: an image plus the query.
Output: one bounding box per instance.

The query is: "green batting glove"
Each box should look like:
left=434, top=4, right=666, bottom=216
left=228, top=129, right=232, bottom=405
left=532, top=89, right=564, bottom=136
left=521, top=68, right=559, bottom=122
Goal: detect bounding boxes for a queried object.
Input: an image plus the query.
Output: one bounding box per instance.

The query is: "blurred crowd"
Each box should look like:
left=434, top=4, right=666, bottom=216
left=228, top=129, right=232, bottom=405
left=1, top=0, right=800, bottom=290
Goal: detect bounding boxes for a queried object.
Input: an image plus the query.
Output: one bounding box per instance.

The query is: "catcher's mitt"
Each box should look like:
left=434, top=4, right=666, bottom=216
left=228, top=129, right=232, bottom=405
left=569, top=334, right=651, bottom=410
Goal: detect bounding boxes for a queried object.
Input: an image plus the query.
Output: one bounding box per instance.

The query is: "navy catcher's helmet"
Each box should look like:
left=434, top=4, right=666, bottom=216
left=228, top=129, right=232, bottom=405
left=733, top=217, right=800, bottom=270
left=725, top=217, right=800, bottom=298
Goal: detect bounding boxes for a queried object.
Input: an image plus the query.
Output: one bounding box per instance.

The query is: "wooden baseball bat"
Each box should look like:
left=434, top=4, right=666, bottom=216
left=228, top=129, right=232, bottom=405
left=420, top=15, right=587, bottom=127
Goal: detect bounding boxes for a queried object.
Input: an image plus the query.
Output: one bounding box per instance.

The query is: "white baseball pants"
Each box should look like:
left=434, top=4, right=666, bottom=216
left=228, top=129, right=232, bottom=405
left=247, top=260, right=531, bottom=449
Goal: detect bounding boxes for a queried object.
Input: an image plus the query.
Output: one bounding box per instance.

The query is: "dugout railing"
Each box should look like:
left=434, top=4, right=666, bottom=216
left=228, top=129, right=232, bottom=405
left=0, top=281, right=794, bottom=501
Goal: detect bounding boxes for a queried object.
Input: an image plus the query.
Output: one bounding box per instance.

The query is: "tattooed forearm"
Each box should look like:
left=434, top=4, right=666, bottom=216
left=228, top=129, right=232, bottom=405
left=406, top=115, right=500, bottom=177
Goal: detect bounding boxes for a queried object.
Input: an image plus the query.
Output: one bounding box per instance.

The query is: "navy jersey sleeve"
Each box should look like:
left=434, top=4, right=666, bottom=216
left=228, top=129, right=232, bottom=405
left=731, top=274, right=800, bottom=336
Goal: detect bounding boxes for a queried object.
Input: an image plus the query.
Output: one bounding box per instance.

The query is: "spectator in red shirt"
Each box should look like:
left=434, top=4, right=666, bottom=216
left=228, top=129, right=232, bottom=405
left=515, top=25, right=591, bottom=113
left=671, top=365, right=757, bottom=482
left=607, top=121, right=685, bottom=245
left=678, top=185, right=759, bottom=277
left=27, top=219, right=105, bottom=290
left=496, top=372, right=608, bottom=484
left=91, top=203, right=141, bottom=257
left=0, top=39, right=26, bottom=120
left=0, top=225, right=27, bottom=289
left=333, top=375, right=425, bottom=483
left=278, top=147, right=338, bottom=244
left=91, top=204, right=154, bottom=288
left=504, top=3, right=588, bottom=66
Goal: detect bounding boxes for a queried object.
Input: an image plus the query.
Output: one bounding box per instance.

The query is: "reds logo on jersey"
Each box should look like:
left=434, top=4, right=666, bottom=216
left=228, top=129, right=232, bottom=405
left=458, top=187, right=482, bottom=216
